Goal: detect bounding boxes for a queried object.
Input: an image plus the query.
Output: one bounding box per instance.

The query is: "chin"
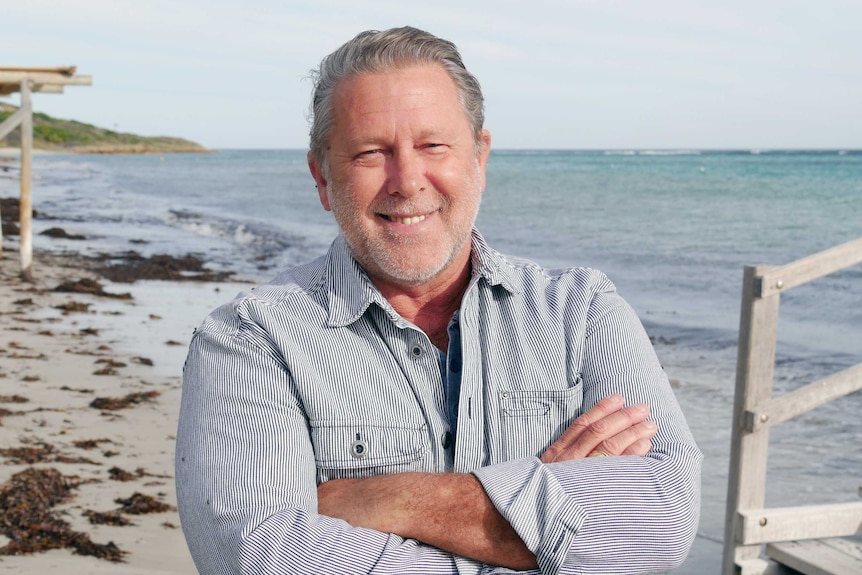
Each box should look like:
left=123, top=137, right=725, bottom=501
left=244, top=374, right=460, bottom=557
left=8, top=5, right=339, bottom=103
left=370, top=249, right=456, bottom=286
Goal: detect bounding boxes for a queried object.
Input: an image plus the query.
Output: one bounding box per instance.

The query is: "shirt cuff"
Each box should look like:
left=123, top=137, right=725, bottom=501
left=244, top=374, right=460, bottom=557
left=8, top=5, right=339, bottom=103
left=473, top=457, right=586, bottom=575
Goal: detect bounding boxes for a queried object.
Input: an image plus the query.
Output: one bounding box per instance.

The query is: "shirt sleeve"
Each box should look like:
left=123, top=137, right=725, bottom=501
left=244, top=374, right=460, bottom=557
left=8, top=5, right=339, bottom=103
left=175, top=300, right=473, bottom=575
left=473, top=288, right=702, bottom=575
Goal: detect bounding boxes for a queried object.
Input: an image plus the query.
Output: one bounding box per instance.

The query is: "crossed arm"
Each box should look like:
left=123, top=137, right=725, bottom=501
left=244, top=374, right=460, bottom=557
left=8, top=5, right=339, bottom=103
left=318, top=394, right=657, bottom=571
left=178, top=288, right=701, bottom=575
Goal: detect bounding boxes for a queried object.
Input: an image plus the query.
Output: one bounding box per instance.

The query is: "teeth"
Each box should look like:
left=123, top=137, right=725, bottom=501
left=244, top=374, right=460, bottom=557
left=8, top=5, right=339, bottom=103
left=390, top=214, right=427, bottom=225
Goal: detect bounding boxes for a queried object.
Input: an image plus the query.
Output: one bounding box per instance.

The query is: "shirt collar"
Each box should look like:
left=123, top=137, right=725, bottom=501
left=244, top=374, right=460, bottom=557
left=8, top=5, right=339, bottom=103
left=468, top=229, right=521, bottom=295
left=324, top=229, right=521, bottom=328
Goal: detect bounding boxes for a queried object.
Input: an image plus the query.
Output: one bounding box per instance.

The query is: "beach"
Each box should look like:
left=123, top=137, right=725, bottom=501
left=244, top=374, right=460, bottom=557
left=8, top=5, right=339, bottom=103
left=1, top=149, right=859, bottom=573
left=0, top=235, right=253, bottom=573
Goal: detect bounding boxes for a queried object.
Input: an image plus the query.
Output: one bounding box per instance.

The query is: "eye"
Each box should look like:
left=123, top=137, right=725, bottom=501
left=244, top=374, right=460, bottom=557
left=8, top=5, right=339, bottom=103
left=352, top=149, right=386, bottom=165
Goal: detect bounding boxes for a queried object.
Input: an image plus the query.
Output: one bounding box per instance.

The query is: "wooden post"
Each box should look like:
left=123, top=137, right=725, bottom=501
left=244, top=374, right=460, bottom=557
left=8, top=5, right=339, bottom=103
left=2, top=68, right=91, bottom=277
left=0, top=109, right=28, bottom=261
left=0, top=107, right=30, bottom=264
left=722, top=265, right=781, bottom=575
left=19, top=79, right=33, bottom=281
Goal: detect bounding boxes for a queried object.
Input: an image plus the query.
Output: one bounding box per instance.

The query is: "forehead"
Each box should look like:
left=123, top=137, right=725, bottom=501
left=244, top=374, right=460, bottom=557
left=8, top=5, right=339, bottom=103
left=329, top=64, right=469, bottom=141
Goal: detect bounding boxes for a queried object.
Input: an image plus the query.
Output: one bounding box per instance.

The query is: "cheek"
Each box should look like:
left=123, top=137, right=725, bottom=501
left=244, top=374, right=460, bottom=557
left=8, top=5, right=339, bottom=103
left=443, top=156, right=482, bottom=186
left=335, top=171, right=382, bottom=206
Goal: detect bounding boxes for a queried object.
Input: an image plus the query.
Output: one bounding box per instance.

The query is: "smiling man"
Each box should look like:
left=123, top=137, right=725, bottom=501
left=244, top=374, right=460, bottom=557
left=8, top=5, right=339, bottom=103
left=176, top=27, right=701, bottom=575
left=310, top=63, right=489, bottom=351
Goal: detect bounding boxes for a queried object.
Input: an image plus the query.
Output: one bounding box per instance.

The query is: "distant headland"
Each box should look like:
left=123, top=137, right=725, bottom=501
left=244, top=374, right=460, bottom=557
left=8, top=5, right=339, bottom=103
left=0, top=102, right=210, bottom=154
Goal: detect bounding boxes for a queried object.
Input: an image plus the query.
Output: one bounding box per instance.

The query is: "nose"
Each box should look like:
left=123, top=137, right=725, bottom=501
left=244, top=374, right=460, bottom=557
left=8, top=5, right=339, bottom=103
left=386, top=149, right=424, bottom=197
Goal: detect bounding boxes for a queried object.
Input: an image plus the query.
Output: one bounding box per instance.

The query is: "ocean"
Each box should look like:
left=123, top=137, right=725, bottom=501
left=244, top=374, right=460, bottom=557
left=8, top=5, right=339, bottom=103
left=4, top=149, right=861, bottom=572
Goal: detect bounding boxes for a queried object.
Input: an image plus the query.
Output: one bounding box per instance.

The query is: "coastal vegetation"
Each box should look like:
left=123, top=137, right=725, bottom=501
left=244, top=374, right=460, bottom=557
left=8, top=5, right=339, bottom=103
left=0, top=102, right=208, bottom=153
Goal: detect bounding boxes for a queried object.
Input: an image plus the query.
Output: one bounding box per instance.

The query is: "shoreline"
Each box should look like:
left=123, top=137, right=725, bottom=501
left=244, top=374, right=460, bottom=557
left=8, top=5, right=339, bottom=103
left=0, top=147, right=63, bottom=156
left=0, top=147, right=213, bottom=157
left=0, top=245, right=251, bottom=573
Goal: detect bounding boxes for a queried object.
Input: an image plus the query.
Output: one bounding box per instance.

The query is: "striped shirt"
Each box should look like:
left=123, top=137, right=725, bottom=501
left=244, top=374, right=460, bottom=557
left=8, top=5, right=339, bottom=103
left=176, top=230, right=702, bottom=575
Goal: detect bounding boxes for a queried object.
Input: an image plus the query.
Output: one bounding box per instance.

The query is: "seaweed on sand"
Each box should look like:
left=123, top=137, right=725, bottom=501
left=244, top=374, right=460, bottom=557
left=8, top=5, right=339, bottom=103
left=0, top=442, right=100, bottom=465
left=89, top=390, right=160, bottom=410
left=114, top=492, right=174, bottom=515
left=0, top=467, right=126, bottom=561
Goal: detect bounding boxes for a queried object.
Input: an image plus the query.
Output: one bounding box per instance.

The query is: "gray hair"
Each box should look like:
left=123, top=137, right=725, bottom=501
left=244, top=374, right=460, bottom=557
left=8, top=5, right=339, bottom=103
left=308, top=26, right=485, bottom=168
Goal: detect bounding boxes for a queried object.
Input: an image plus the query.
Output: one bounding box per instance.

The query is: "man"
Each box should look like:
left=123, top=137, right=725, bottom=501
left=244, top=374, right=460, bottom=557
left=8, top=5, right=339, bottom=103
left=176, top=27, right=701, bottom=575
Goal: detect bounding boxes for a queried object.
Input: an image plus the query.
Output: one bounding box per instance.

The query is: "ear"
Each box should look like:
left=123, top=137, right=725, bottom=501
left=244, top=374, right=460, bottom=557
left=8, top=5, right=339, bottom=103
left=307, top=151, right=331, bottom=211
left=477, top=129, right=492, bottom=168
left=476, top=129, right=492, bottom=192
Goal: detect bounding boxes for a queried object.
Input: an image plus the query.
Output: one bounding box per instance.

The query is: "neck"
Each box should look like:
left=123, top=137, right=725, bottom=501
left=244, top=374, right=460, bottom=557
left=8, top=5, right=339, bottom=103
left=374, top=258, right=471, bottom=352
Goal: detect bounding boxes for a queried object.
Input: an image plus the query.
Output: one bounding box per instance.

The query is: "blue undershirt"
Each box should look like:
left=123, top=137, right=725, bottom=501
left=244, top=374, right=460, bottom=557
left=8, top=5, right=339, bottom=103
left=438, top=310, right=462, bottom=449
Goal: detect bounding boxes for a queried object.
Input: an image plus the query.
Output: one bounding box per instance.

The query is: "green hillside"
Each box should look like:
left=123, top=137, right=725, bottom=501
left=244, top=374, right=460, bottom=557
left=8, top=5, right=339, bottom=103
left=0, top=102, right=209, bottom=153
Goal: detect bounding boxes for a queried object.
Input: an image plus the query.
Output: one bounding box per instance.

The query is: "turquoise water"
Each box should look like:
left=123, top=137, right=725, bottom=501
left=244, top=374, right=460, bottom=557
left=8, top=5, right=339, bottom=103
left=6, top=149, right=861, bottom=572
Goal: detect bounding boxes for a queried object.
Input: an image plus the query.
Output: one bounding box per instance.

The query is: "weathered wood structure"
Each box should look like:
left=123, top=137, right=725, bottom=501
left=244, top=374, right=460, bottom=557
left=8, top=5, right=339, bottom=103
left=0, top=66, right=92, bottom=280
left=723, top=237, right=862, bottom=574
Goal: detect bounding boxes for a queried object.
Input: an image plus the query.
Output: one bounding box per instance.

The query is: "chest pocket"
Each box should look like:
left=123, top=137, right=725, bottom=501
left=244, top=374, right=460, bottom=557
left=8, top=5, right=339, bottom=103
left=498, top=381, right=583, bottom=461
left=310, top=422, right=429, bottom=483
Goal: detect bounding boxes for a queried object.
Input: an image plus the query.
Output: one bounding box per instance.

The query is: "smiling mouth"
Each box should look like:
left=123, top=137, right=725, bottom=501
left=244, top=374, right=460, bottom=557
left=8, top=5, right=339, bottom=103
left=381, top=214, right=428, bottom=225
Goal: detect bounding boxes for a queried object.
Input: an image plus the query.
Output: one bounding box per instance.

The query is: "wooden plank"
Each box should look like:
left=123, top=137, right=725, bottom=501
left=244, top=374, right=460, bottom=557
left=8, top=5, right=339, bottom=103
left=1, top=82, right=78, bottom=94
left=31, top=83, right=66, bottom=94
left=758, top=237, right=862, bottom=298
left=0, top=71, right=92, bottom=86
left=722, top=265, right=782, bottom=575
left=0, top=66, right=76, bottom=75
left=737, top=557, right=798, bottom=575
left=740, top=503, right=862, bottom=544
left=824, top=537, right=862, bottom=560
left=0, top=106, right=27, bottom=140
left=767, top=538, right=862, bottom=575
left=19, top=79, right=33, bottom=281
left=736, top=557, right=797, bottom=575
left=746, top=362, right=862, bottom=432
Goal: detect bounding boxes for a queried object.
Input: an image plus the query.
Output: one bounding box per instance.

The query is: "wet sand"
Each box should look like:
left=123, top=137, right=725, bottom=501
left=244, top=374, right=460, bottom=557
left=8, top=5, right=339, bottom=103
left=0, top=243, right=251, bottom=574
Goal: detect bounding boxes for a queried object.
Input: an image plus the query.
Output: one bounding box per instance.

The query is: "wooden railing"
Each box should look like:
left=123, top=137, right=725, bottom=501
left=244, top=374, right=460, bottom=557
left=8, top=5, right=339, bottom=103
left=0, top=67, right=91, bottom=280
left=722, top=237, right=862, bottom=575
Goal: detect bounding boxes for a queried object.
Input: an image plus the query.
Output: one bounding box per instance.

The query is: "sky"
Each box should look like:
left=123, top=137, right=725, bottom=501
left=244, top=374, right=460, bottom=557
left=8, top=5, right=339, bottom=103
left=4, top=0, right=861, bottom=150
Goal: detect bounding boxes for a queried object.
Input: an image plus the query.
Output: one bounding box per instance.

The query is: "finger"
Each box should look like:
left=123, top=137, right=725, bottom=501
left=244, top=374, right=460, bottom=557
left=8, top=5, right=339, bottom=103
left=552, top=394, right=626, bottom=446
left=620, top=438, right=652, bottom=457
left=543, top=401, right=649, bottom=463
left=571, top=394, right=627, bottom=429
left=596, top=419, right=657, bottom=456
left=576, top=404, right=650, bottom=454
left=543, top=403, right=651, bottom=463
left=540, top=395, right=626, bottom=463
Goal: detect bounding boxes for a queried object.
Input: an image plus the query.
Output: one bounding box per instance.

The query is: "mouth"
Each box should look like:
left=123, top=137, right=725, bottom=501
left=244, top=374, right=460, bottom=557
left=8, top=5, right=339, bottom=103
left=380, top=212, right=432, bottom=225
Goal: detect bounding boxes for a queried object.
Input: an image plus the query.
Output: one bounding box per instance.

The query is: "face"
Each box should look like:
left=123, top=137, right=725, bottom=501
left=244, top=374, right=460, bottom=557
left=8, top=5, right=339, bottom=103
left=308, top=64, right=491, bottom=291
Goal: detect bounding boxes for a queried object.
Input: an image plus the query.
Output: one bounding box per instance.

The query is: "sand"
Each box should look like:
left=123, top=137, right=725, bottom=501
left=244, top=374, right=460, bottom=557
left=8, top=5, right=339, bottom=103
left=0, top=246, right=252, bottom=574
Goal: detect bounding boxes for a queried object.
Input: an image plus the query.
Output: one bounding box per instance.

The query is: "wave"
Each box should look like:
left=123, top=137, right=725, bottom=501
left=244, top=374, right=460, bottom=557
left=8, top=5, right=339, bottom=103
left=602, top=150, right=704, bottom=156
left=637, top=150, right=702, bottom=156
left=165, top=209, right=311, bottom=260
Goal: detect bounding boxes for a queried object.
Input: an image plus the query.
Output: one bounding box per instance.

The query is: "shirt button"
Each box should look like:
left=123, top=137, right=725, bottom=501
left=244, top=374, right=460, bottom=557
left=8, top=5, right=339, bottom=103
left=441, top=431, right=453, bottom=449
left=350, top=440, right=368, bottom=459
left=410, top=344, right=424, bottom=358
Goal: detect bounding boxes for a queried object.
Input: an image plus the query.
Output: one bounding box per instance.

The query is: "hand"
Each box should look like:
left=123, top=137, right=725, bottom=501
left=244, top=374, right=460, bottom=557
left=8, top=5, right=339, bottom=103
left=540, top=394, right=656, bottom=464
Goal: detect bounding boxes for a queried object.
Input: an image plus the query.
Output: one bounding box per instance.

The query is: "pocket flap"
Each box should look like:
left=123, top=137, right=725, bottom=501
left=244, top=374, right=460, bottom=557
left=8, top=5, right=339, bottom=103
left=310, top=422, right=427, bottom=469
left=500, top=383, right=583, bottom=418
